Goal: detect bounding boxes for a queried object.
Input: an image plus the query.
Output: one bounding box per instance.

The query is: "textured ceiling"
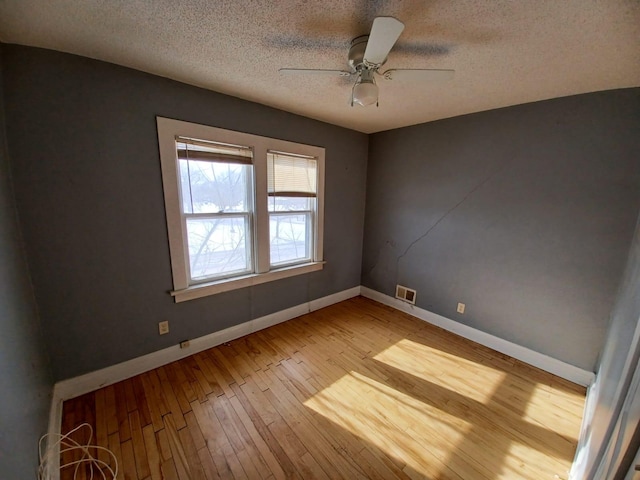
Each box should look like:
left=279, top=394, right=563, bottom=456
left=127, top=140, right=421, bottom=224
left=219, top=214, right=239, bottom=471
left=0, top=0, right=638, bottom=133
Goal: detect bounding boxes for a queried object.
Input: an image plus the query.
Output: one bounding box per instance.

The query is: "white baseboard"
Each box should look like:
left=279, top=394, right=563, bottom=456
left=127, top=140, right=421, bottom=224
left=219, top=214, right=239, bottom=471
left=54, top=286, right=362, bottom=402
left=360, top=286, right=595, bottom=387
left=54, top=283, right=593, bottom=397
left=310, top=286, right=361, bottom=312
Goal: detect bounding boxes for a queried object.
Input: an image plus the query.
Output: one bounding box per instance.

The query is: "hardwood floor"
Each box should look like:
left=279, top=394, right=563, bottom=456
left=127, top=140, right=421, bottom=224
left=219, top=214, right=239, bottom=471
left=60, top=296, right=586, bottom=480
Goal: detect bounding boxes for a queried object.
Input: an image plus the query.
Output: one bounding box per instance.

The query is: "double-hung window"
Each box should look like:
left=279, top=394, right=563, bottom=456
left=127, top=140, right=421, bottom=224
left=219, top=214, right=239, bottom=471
left=157, top=117, right=325, bottom=302
left=178, top=138, right=254, bottom=282
left=268, top=151, right=317, bottom=267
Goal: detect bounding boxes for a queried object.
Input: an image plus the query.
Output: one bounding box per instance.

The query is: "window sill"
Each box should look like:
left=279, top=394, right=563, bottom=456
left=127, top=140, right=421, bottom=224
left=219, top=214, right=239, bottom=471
left=170, top=261, right=325, bottom=303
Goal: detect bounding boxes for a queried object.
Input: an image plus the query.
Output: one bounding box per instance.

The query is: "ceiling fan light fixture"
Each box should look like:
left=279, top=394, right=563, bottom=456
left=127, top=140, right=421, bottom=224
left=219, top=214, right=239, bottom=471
left=352, top=78, right=378, bottom=106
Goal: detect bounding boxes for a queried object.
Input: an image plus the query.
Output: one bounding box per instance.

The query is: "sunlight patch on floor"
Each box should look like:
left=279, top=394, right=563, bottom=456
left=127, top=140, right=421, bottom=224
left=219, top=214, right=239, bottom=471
left=304, top=370, right=473, bottom=477
left=497, top=441, right=571, bottom=480
left=373, top=338, right=507, bottom=404
left=523, top=385, right=582, bottom=441
left=304, top=336, right=581, bottom=479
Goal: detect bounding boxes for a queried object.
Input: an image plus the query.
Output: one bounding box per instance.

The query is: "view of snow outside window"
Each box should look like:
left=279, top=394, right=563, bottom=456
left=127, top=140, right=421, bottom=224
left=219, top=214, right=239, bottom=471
left=269, top=196, right=313, bottom=266
left=179, top=158, right=252, bottom=282
left=267, top=151, right=317, bottom=267
left=179, top=155, right=314, bottom=282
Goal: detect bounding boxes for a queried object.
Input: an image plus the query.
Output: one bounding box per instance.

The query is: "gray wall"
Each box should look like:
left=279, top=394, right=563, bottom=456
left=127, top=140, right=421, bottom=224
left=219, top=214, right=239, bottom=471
left=363, top=89, right=640, bottom=371
left=2, top=44, right=368, bottom=382
left=0, top=46, right=53, bottom=479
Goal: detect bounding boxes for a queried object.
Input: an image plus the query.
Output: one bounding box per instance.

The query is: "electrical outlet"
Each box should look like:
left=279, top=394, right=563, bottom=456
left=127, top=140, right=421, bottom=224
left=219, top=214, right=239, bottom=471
left=158, top=320, right=169, bottom=335
left=457, top=303, right=466, bottom=314
left=180, top=340, right=190, bottom=349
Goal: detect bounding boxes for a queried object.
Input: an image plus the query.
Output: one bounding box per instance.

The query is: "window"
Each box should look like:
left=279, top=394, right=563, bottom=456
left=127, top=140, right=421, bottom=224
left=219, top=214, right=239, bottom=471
left=157, top=117, right=325, bottom=302
left=268, top=151, right=317, bottom=267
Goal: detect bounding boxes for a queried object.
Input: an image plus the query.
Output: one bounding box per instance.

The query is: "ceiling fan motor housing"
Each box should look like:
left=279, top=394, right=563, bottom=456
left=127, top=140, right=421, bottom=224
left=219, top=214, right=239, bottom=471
left=348, top=35, right=386, bottom=71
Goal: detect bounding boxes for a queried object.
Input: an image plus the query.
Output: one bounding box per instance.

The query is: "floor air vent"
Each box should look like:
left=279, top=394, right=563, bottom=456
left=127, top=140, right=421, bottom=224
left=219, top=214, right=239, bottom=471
left=395, top=284, right=416, bottom=304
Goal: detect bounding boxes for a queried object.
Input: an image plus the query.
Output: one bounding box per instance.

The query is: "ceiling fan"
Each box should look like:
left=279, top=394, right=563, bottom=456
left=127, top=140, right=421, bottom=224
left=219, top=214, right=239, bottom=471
left=279, top=17, right=455, bottom=107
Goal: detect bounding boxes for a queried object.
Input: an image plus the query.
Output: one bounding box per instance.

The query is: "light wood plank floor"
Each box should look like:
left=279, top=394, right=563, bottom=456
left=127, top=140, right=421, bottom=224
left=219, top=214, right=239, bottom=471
left=60, top=296, right=586, bottom=480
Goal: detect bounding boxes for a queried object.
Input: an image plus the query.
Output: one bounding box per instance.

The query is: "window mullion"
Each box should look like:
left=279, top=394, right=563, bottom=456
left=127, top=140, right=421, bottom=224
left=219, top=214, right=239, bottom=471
left=253, top=142, right=270, bottom=273
left=315, top=162, right=324, bottom=263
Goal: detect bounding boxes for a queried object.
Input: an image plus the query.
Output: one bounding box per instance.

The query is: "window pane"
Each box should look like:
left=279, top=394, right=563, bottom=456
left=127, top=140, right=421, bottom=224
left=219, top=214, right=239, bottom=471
left=187, top=217, right=251, bottom=281
left=269, top=213, right=311, bottom=266
left=179, top=160, right=249, bottom=214
left=268, top=196, right=314, bottom=212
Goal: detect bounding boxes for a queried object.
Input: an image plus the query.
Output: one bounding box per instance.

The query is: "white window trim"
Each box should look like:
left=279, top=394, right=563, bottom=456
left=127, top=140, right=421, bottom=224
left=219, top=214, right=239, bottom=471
left=157, top=117, right=325, bottom=303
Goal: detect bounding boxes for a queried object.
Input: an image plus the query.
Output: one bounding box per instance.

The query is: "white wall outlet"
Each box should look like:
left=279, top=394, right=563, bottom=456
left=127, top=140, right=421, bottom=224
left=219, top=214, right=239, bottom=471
left=457, top=302, right=466, bottom=314
left=179, top=340, right=190, bottom=349
left=158, top=320, right=169, bottom=335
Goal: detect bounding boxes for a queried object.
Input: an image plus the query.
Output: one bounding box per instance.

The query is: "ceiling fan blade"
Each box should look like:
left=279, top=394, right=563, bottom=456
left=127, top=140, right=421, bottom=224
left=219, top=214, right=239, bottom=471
left=279, top=68, right=352, bottom=76
left=363, top=17, right=405, bottom=65
left=381, top=69, right=455, bottom=82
